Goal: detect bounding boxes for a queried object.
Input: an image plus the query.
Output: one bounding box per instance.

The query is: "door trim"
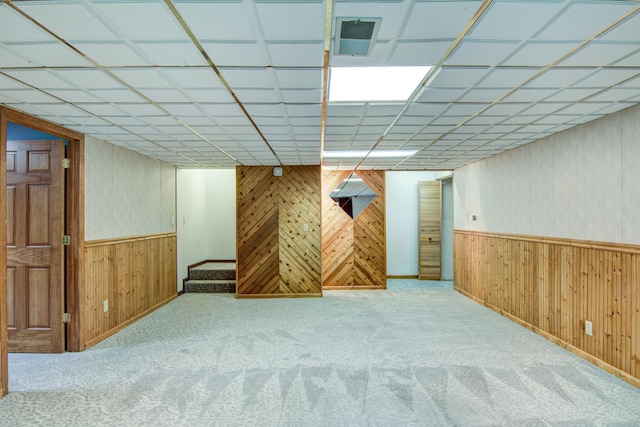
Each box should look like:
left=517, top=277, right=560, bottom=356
left=1, top=107, right=85, bottom=358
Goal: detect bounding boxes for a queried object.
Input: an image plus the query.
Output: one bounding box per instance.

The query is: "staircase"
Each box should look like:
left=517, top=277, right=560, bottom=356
left=183, top=260, right=236, bottom=293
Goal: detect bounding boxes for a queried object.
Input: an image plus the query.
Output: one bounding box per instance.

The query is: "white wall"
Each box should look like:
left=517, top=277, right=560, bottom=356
left=454, top=103, right=640, bottom=245
left=176, top=169, right=236, bottom=290
left=386, top=171, right=452, bottom=277
left=84, top=136, right=176, bottom=240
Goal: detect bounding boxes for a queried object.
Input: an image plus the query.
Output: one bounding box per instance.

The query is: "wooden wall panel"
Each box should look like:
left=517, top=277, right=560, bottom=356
left=236, top=166, right=321, bottom=298
left=83, top=233, right=177, bottom=348
left=454, top=230, right=640, bottom=388
left=322, top=170, right=386, bottom=289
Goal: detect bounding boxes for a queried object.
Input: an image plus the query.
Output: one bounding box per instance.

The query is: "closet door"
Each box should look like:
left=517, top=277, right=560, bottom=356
left=418, top=181, right=441, bottom=280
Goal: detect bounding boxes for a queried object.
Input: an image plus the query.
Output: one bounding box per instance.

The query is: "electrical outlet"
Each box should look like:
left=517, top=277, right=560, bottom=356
left=302, top=223, right=309, bottom=232
left=103, top=300, right=109, bottom=313
left=585, top=320, right=593, bottom=336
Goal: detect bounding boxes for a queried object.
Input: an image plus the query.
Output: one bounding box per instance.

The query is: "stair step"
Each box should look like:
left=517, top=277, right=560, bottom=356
left=184, top=280, right=236, bottom=293
left=189, top=262, right=236, bottom=281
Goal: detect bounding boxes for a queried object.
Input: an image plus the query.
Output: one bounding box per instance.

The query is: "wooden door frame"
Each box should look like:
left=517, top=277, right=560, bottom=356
left=0, top=107, right=85, bottom=362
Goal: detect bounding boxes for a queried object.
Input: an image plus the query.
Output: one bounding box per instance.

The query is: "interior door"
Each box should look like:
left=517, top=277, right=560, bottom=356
left=6, top=139, right=65, bottom=353
left=418, top=181, right=442, bottom=280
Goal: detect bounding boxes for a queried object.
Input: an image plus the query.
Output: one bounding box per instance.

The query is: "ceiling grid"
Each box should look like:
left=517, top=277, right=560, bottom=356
left=0, top=0, right=639, bottom=170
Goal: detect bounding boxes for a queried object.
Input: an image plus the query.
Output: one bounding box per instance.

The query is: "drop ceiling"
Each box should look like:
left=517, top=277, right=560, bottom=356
left=1, top=0, right=639, bottom=170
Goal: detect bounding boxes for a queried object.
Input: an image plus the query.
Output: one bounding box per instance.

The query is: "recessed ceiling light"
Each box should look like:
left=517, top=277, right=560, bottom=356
left=323, top=150, right=418, bottom=158
left=328, top=66, right=431, bottom=102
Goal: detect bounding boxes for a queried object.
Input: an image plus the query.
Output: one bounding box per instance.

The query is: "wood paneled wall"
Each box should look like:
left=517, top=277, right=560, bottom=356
left=236, top=166, right=321, bottom=298
left=454, top=230, right=640, bottom=388
left=322, top=170, right=386, bottom=289
left=83, top=233, right=177, bottom=347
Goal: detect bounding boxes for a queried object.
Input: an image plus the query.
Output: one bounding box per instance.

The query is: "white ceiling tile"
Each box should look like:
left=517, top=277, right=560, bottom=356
left=3, top=69, right=74, bottom=90
left=574, top=69, right=640, bottom=88
left=587, top=88, right=637, bottom=102
left=477, top=68, right=540, bottom=88
left=503, top=41, right=581, bottom=67
left=431, top=67, right=492, bottom=88
left=559, top=102, right=615, bottom=116
left=273, top=69, right=322, bottom=89
left=600, top=10, right=640, bottom=41
left=444, top=103, right=489, bottom=117
left=256, top=3, right=324, bottom=41
left=73, top=42, right=149, bottom=66
left=46, top=89, right=102, bottom=103
left=0, top=44, right=35, bottom=67
left=521, top=103, right=568, bottom=115
left=91, top=89, right=147, bottom=103
left=447, top=40, right=520, bottom=66
left=110, top=68, right=173, bottom=88
left=162, top=68, right=222, bottom=90
left=52, top=69, right=124, bottom=90
left=405, top=103, right=450, bottom=117
left=11, top=42, right=91, bottom=67
left=544, top=87, right=603, bottom=102
left=281, top=89, right=321, bottom=103
left=457, top=88, right=510, bottom=103
left=403, top=1, right=482, bottom=39
left=202, top=42, right=267, bottom=67
left=17, top=2, right=118, bottom=41
left=76, top=103, right=127, bottom=117
left=614, top=49, right=640, bottom=67
left=115, top=103, right=166, bottom=117
left=417, top=88, right=465, bottom=102
left=389, top=41, right=451, bottom=66
left=138, top=88, right=189, bottom=103
left=595, top=102, right=636, bottom=115
left=184, top=89, right=234, bottom=103
left=470, top=1, right=566, bottom=40
left=220, top=68, right=272, bottom=88
left=134, top=42, right=207, bottom=66
left=267, top=42, right=324, bottom=67
left=234, top=88, right=280, bottom=103
left=244, top=104, right=285, bottom=117
left=526, top=68, right=596, bottom=88
left=159, top=103, right=204, bottom=117
left=94, top=2, right=186, bottom=41
left=175, top=2, right=256, bottom=40
left=0, top=6, right=54, bottom=42
left=286, top=104, right=322, bottom=117
left=502, top=88, right=557, bottom=102
left=561, top=42, right=640, bottom=67
left=536, top=2, right=637, bottom=40
left=199, top=103, right=244, bottom=117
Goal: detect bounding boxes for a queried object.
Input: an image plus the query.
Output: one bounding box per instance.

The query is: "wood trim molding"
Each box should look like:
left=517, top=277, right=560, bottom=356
left=455, top=229, right=640, bottom=254
left=85, top=232, right=177, bottom=247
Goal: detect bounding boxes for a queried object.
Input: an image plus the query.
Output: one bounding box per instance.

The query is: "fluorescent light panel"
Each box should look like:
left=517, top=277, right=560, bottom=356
left=329, top=66, right=431, bottom=102
left=323, top=150, right=417, bottom=158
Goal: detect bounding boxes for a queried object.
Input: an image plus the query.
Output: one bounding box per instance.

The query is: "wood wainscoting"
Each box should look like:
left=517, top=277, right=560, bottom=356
left=454, top=230, right=640, bottom=388
left=322, top=170, right=386, bottom=290
left=83, top=233, right=177, bottom=348
left=236, top=166, right=322, bottom=298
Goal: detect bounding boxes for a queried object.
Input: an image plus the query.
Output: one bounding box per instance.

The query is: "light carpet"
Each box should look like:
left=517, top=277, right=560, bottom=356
left=1, top=284, right=639, bottom=426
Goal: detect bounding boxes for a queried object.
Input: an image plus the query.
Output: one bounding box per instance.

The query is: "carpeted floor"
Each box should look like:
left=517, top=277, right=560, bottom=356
left=1, top=282, right=639, bottom=426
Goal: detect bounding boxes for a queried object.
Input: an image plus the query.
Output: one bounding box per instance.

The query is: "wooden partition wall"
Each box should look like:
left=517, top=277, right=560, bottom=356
left=83, top=233, right=177, bottom=347
left=236, top=166, right=322, bottom=298
left=454, top=230, right=640, bottom=387
left=322, top=170, right=386, bottom=289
